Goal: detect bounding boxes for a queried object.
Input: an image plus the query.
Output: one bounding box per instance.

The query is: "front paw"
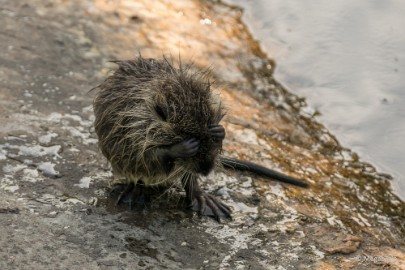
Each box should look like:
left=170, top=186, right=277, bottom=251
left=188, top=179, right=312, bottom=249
left=209, top=124, right=225, bottom=142
left=169, top=138, right=200, bottom=159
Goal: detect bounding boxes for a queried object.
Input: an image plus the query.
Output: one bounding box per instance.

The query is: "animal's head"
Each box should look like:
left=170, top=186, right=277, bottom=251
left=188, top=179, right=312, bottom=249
left=150, top=65, right=226, bottom=175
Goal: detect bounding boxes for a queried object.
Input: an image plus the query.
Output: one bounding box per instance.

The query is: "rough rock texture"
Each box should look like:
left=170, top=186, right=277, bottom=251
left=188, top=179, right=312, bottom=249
left=0, top=0, right=404, bottom=269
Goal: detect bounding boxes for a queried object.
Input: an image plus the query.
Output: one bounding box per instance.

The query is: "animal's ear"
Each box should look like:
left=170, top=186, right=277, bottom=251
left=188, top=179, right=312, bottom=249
left=155, top=104, right=168, bottom=121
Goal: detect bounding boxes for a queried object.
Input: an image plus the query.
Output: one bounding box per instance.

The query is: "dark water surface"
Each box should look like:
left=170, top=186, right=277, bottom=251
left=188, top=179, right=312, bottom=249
left=227, top=0, right=405, bottom=200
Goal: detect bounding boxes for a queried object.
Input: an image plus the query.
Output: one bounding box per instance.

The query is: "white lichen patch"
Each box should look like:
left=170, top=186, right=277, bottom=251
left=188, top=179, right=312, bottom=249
left=37, top=162, right=59, bottom=177
left=0, top=146, right=7, bottom=160
left=240, top=177, right=252, bottom=188
left=310, top=245, right=325, bottom=259
left=232, top=128, right=259, bottom=145
left=90, top=170, right=113, bottom=182
left=47, top=211, right=59, bottom=218
left=351, top=216, right=365, bottom=227
left=66, top=198, right=85, bottom=205
left=38, top=132, right=58, bottom=144
left=211, top=172, right=239, bottom=187
left=74, top=176, right=93, bottom=188
left=1, top=140, right=61, bottom=179
left=216, top=187, right=231, bottom=198
left=205, top=225, right=252, bottom=269
left=47, top=112, right=93, bottom=127
left=268, top=184, right=288, bottom=201
left=4, top=135, right=27, bottom=141
left=326, top=216, right=345, bottom=228
left=43, top=111, right=97, bottom=145
left=231, top=202, right=259, bottom=218
left=34, top=193, right=84, bottom=208
left=81, top=105, right=93, bottom=114
left=22, top=168, right=42, bottom=183
left=375, top=214, right=391, bottom=226
left=230, top=202, right=258, bottom=215
left=356, top=213, right=371, bottom=226
left=303, top=167, right=318, bottom=175
left=63, top=126, right=97, bottom=145
left=0, top=176, right=19, bottom=192
left=350, top=212, right=373, bottom=228
left=68, top=147, right=81, bottom=153
left=7, top=144, right=61, bottom=159
left=88, top=197, right=98, bottom=206
left=94, top=188, right=106, bottom=197
left=34, top=194, right=60, bottom=206
left=3, top=163, right=26, bottom=173
left=275, top=214, right=300, bottom=233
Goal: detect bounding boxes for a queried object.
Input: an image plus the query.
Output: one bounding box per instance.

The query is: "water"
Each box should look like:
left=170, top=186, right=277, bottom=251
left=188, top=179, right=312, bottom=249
left=227, top=0, right=405, bottom=200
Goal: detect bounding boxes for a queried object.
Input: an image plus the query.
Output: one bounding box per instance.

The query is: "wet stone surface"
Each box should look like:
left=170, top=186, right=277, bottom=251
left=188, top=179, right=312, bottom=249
left=0, top=0, right=404, bottom=269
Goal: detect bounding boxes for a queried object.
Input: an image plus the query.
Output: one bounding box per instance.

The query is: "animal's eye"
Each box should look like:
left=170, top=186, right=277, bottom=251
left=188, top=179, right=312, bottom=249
left=155, top=105, right=167, bottom=121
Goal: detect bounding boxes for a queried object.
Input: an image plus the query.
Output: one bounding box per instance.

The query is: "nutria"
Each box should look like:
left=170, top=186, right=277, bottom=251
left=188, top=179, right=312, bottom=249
left=93, top=56, right=308, bottom=221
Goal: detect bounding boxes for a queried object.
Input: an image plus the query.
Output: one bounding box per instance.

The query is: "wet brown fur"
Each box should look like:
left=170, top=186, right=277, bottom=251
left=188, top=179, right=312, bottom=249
left=93, top=57, right=225, bottom=186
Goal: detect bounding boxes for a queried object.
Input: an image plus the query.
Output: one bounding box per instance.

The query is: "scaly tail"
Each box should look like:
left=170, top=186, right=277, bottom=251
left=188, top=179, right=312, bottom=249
left=220, top=156, right=309, bottom=188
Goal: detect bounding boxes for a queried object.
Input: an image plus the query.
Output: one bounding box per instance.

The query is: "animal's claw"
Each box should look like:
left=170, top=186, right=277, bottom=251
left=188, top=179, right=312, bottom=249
left=169, top=138, right=200, bottom=158
left=209, top=124, right=225, bottom=142
left=189, top=191, right=232, bottom=222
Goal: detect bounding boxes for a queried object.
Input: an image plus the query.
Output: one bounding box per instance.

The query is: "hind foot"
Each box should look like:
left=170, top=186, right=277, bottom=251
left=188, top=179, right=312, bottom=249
left=188, top=191, right=232, bottom=222
left=110, top=181, right=148, bottom=210
left=182, top=175, right=232, bottom=222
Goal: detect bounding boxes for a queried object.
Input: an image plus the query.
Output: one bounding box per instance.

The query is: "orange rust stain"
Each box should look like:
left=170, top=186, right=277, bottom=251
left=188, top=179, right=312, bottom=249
left=315, top=262, right=337, bottom=270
